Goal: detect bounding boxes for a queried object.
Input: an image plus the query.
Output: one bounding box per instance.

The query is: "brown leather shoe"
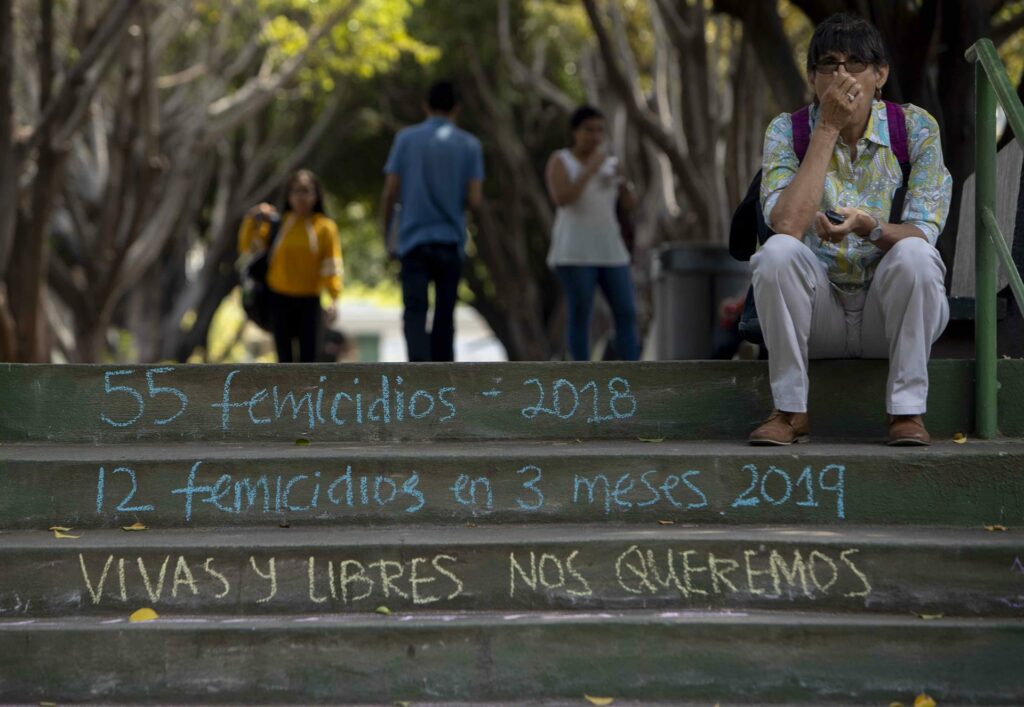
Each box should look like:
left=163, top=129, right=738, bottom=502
left=749, top=410, right=810, bottom=446
left=888, top=414, right=931, bottom=446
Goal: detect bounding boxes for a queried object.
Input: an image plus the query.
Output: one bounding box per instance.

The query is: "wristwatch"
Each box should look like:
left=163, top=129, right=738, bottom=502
left=867, top=216, right=884, bottom=242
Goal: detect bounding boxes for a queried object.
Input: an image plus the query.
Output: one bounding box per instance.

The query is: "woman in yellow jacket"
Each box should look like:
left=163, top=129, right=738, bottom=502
left=238, top=169, right=343, bottom=362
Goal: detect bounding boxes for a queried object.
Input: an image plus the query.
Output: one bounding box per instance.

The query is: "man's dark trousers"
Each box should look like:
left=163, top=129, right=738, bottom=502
left=400, top=242, right=461, bottom=361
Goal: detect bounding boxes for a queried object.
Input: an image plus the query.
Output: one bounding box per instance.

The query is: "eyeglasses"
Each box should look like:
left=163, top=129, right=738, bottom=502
left=814, top=59, right=870, bottom=75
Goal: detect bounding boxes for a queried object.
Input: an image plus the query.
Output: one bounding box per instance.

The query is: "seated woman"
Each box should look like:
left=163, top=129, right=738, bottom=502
left=749, top=13, right=952, bottom=446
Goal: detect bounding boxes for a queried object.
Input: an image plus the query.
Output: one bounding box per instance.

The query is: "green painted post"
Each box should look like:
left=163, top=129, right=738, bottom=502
left=975, top=63, right=998, bottom=439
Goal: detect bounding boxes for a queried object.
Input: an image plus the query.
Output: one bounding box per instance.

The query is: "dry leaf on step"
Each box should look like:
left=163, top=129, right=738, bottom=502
left=584, top=696, right=614, bottom=706
left=984, top=524, right=1008, bottom=531
left=122, top=522, right=147, bottom=531
left=913, top=612, right=944, bottom=620
left=637, top=437, right=664, bottom=443
left=914, top=694, right=937, bottom=707
left=129, top=607, right=158, bottom=623
left=952, top=432, right=967, bottom=444
left=657, top=520, right=675, bottom=525
left=375, top=605, right=392, bottom=616
left=49, top=526, right=80, bottom=539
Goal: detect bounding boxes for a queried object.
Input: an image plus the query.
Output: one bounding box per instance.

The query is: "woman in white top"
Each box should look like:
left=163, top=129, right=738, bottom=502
left=545, top=105, right=639, bottom=360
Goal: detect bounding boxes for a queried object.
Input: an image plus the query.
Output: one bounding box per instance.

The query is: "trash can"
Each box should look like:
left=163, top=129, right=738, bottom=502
left=651, top=242, right=750, bottom=359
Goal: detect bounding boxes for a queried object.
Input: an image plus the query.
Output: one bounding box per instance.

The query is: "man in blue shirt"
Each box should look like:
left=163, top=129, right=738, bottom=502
left=380, top=81, right=485, bottom=362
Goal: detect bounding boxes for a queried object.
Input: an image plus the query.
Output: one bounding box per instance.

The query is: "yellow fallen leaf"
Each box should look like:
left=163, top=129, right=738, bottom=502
left=375, top=605, right=392, bottom=616
left=130, top=607, right=159, bottom=623
left=122, top=522, right=147, bottom=531
left=49, top=526, right=80, bottom=539
left=914, top=612, right=944, bottom=620
left=584, top=697, right=614, bottom=706
left=657, top=519, right=675, bottom=525
left=295, top=438, right=311, bottom=446
left=465, top=522, right=477, bottom=528
left=637, top=437, right=665, bottom=443
left=984, top=524, right=1008, bottom=531
left=914, top=694, right=937, bottom=707
left=952, top=432, right=967, bottom=444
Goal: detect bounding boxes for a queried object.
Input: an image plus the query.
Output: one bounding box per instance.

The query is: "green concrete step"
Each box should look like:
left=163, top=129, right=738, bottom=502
left=2, top=361, right=1022, bottom=443
left=0, top=700, right=962, bottom=704
left=2, top=440, right=1021, bottom=529
left=1, top=610, right=1021, bottom=703
left=2, top=525, right=1021, bottom=618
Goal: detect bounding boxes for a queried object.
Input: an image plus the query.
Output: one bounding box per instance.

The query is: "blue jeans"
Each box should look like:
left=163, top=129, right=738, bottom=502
left=400, top=243, right=462, bottom=362
left=556, top=265, right=639, bottom=361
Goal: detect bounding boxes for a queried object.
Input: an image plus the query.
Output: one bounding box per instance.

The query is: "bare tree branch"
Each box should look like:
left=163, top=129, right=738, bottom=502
left=0, top=0, right=17, bottom=275
left=497, top=0, right=575, bottom=113
left=713, top=0, right=808, bottom=111
left=22, top=0, right=137, bottom=158
left=240, top=95, right=347, bottom=211
left=156, top=62, right=207, bottom=90
left=203, top=2, right=354, bottom=142
left=581, top=0, right=710, bottom=232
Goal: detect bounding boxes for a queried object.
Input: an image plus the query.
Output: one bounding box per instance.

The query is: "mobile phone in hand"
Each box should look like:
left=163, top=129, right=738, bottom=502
left=824, top=209, right=845, bottom=225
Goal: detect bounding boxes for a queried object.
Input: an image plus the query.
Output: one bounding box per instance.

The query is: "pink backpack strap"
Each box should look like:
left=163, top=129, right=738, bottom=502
left=884, top=100, right=910, bottom=164
left=790, top=105, right=812, bottom=162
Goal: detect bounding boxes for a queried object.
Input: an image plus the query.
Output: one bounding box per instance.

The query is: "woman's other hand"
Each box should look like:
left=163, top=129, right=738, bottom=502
left=814, top=206, right=873, bottom=243
left=583, top=147, right=606, bottom=176
left=247, top=202, right=277, bottom=221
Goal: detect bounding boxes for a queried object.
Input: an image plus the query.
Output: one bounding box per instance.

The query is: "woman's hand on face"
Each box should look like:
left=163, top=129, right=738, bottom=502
left=583, top=147, right=606, bottom=175
left=818, top=73, right=862, bottom=132
left=814, top=206, right=867, bottom=244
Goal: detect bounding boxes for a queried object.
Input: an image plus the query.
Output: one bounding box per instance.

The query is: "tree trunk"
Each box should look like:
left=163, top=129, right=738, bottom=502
left=7, top=0, right=57, bottom=361
left=934, top=0, right=989, bottom=268
left=0, top=0, right=15, bottom=277
left=713, top=0, right=808, bottom=112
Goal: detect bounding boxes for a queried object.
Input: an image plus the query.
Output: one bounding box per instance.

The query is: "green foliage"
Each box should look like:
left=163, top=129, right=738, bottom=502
left=778, top=0, right=814, bottom=77
left=519, top=0, right=592, bottom=102
left=996, top=1, right=1024, bottom=86
left=328, top=196, right=399, bottom=290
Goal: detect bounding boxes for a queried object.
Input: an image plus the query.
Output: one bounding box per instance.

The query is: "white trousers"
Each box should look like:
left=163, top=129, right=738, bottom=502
left=750, top=234, right=949, bottom=415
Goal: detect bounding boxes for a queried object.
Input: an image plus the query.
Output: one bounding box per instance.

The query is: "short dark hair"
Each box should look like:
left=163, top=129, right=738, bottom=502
left=427, top=81, right=460, bottom=112
left=569, top=105, right=604, bottom=130
left=806, top=13, right=888, bottom=73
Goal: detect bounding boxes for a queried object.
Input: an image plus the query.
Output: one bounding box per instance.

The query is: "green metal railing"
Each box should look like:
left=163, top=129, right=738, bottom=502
left=966, top=38, right=1024, bottom=438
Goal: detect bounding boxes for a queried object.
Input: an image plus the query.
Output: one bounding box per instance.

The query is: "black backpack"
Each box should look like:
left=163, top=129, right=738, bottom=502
left=728, top=101, right=912, bottom=346
left=240, top=216, right=283, bottom=332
